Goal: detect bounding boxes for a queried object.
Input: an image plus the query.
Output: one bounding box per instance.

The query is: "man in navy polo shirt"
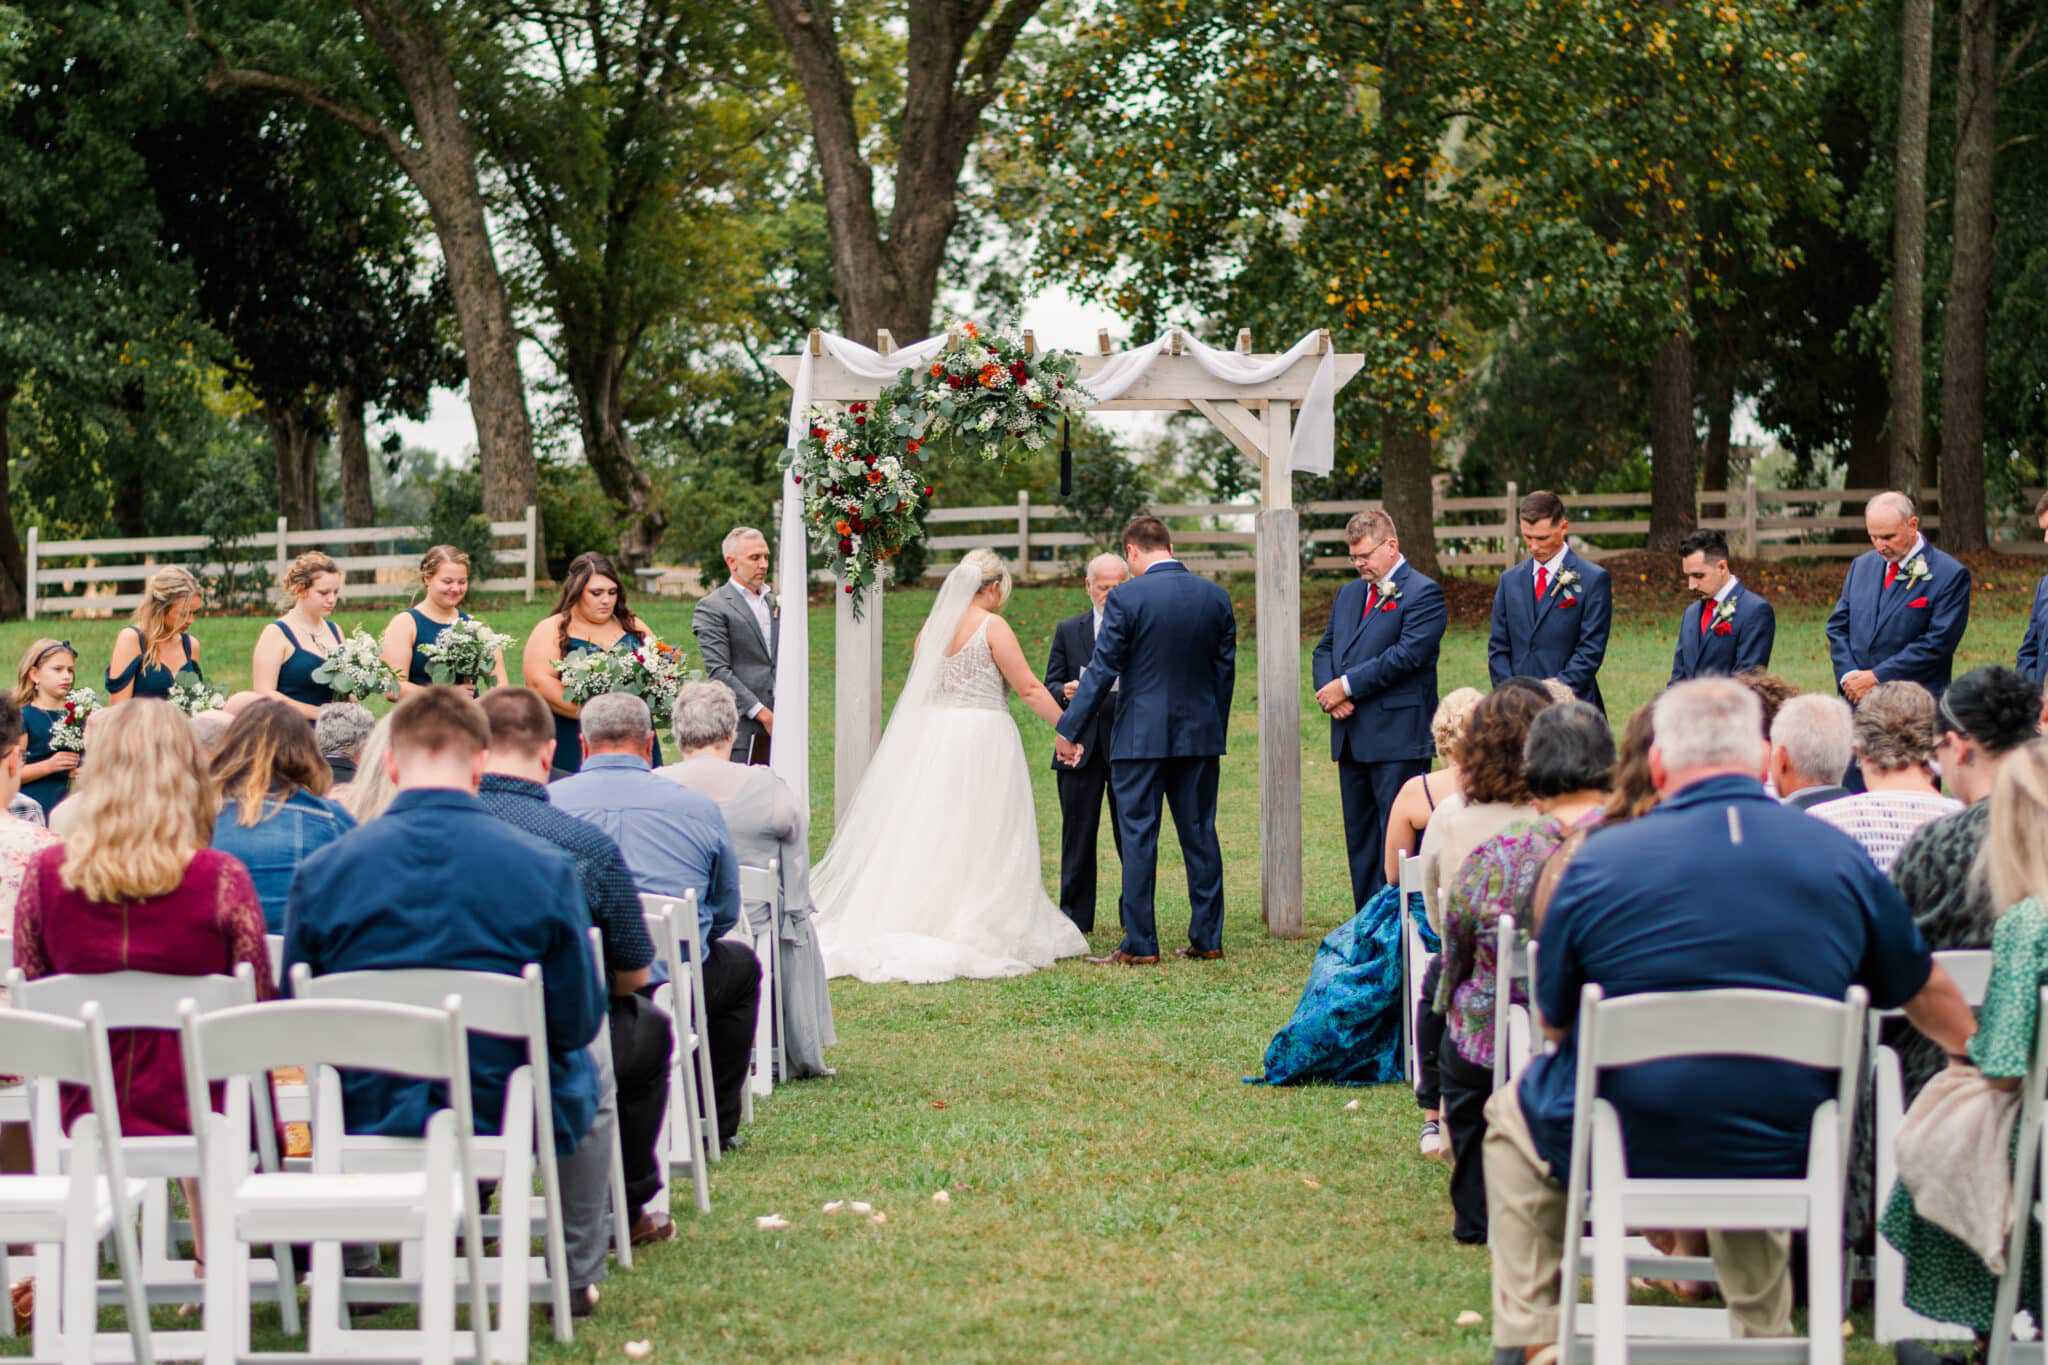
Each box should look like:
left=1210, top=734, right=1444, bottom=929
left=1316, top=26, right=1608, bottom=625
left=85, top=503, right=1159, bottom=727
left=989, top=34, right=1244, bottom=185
left=1479, top=678, right=1977, bottom=1364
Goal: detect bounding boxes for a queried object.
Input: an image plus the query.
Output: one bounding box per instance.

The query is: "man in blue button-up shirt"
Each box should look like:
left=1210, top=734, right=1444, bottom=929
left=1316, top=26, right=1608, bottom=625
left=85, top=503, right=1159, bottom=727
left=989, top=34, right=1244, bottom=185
left=553, top=691, right=759, bottom=1146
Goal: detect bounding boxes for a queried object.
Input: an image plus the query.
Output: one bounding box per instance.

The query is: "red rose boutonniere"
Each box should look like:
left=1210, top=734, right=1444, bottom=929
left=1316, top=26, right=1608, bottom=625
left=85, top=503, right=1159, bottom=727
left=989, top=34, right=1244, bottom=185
left=1710, top=596, right=1738, bottom=636
left=1552, top=568, right=1582, bottom=609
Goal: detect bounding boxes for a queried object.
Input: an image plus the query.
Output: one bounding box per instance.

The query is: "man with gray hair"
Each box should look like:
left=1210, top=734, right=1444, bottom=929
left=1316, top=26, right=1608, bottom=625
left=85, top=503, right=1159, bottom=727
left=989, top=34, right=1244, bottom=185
left=692, top=526, right=778, bottom=765
left=1043, top=552, right=1130, bottom=931
left=1768, top=693, right=1854, bottom=811
left=552, top=690, right=761, bottom=1147
left=1825, top=491, right=1971, bottom=713
left=1479, top=678, right=1975, bottom=1364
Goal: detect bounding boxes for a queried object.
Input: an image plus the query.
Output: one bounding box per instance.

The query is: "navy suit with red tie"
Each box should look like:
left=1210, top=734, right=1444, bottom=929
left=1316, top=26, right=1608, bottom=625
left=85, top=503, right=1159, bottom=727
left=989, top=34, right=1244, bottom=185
left=1668, top=581, right=1776, bottom=686
left=1824, top=543, right=1971, bottom=701
left=1486, top=550, right=1612, bottom=713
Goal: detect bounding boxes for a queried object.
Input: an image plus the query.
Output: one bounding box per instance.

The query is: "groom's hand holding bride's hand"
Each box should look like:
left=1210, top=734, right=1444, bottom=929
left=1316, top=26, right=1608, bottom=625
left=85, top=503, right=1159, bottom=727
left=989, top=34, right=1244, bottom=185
left=1053, top=734, right=1084, bottom=768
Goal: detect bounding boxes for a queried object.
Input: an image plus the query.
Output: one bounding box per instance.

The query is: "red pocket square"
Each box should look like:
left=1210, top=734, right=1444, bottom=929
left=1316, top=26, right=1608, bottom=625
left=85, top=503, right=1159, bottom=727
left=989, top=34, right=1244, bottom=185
left=1379, top=599, right=1398, bottom=613
left=1908, top=596, right=1930, bottom=609
left=1713, top=621, right=1733, bottom=636
left=1559, top=595, right=1578, bottom=609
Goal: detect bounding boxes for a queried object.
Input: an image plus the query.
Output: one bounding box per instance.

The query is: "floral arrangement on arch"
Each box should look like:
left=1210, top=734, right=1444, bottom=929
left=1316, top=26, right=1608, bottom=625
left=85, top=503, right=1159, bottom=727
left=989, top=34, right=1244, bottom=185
left=882, top=320, right=1090, bottom=464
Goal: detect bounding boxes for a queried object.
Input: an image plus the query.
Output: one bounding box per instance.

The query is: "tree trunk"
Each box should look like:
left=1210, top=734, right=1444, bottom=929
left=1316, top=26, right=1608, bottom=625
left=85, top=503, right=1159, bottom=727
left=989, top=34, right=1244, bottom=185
left=266, top=404, right=322, bottom=531
left=566, top=346, right=666, bottom=569
left=0, top=386, right=28, bottom=619
left=1890, top=0, right=1935, bottom=494
left=1939, top=0, right=1996, bottom=553
left=1648, top=329, right=1698, bottom=551
left=1378, top=411, right=1438, bottom=577
left=1701, top=354, right=1734, bottom=493
left=335, top=385, right=374, bottom=528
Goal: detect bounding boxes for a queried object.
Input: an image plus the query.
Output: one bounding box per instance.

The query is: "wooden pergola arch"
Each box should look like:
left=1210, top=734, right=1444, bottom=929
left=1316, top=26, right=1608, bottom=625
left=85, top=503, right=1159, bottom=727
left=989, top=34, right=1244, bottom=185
left=769, top=327, right=1365, bottom=937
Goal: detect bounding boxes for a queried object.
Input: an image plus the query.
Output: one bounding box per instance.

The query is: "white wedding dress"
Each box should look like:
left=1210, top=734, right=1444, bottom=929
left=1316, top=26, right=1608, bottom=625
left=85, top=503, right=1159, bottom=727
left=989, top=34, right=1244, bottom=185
left=812, top=565, right=1088, bottom=984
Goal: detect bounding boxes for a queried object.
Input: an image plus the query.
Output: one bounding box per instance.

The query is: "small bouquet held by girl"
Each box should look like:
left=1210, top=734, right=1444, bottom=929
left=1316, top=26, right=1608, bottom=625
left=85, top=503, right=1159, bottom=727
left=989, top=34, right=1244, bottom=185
left=46, top=689, right=102, bottom=753
left=166, top=674, right=228, bottom=716
left=418, top=617, right=513, bottom=690
left=554, top=638, right=689, bottom=728
left=311, top=629, right=402, bottom=702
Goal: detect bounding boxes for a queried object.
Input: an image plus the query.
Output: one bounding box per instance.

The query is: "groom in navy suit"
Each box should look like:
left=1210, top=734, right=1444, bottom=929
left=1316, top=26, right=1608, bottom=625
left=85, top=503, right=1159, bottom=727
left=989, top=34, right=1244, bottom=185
left=1486, top=490, right=1612, bottom=712
left=2015, top=492, right=2048, bottom=683
left=1057, top=516, right=1236, bottom=966
left=1668, top=529, right=1775, bottom=685
left=1311, top=509, right=1445, bottom=910
left=1824, top=490, right=1971, bottom=706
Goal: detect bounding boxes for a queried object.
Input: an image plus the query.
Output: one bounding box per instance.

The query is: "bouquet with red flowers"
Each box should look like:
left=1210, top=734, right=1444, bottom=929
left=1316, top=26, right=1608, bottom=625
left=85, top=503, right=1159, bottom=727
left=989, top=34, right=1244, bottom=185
left=47, top=688, right=101, bottom=753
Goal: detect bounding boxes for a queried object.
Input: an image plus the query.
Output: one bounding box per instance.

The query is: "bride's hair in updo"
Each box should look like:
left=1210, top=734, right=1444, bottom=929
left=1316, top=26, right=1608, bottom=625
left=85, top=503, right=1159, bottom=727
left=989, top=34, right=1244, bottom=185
left=960, top=548, right=1013, bottom=606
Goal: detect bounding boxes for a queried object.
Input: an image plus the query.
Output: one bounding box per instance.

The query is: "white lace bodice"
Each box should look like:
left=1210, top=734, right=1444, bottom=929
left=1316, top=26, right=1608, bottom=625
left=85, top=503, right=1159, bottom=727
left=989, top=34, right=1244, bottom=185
left=929, top=617, right=1005, bottom=711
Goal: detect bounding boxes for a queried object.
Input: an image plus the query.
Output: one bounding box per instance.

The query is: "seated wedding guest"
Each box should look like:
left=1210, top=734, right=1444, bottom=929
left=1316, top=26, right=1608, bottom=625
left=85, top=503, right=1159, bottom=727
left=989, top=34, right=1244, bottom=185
left=1256, top=687, right=1489, bottom=1096
left=314, top=702, right=374, bottom=786
left=251, top=552, right=347, bottom=719
left=380, top=545, right=508, bottom=697
left=552, top=692, right=760, bottom=1148
left=1809, top=680, right=1960, bottom=872
left=0, top=691, right=59, bottom=1195
left=1879, top=739, right=2048, bottom=1356
left=105, top=566, right=207, bottom=705
left=660, top=680, right=837, bottom=1079
left=1734, top=669, right=1799, bottom=739
left=332, top=715, right=398, bottom=822
left=188, top=709, right=233, bottom=759
left=209, top=701, right=355, bottom=933
left=1435, top=701, right=1612, bottom=1245
left=15, top=639, right=79, bottom=817
left=520, top=552, right=662, bottom=778
left=1768, top=693, right=1855, bottom=811
left=475, top=686, right=674, bottom=1251
left=1482, top=679, right=1975, bottom=1365
left=282, top=687, right=609, bottom=1315
left=1526, top=705, right=1661, bottom=937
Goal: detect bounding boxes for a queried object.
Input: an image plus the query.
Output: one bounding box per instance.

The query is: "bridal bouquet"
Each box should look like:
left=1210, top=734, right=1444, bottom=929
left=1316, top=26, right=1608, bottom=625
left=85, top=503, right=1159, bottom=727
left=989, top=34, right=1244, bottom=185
left=880, top=319, right=1090, bottom=466
left=418, top=617, right=512, bottom=689
left=555, top=639, right=689, bottom=728
left=310, top=629, right=400, bottom=702
left=46, top=688, right=101, bottom=753
left=166, top=674, right=227, bottom=716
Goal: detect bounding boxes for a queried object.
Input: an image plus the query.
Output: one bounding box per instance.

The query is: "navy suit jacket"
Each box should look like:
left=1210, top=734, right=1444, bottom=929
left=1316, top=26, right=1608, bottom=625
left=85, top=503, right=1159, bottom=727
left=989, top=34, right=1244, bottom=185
left=1668, top=582, right=1776, bottom=685
left=1311, top=562, right=1445, bottom=764
left=1824, top=543, right=1972, bottom=699
left=1487, top=550, right=1612, bottom=711
left=1057, top=560, right=1235, bottom=761
left=1045, top=608, right=1116, bottom=773
left=2017, top=575, right=2048, bottom=683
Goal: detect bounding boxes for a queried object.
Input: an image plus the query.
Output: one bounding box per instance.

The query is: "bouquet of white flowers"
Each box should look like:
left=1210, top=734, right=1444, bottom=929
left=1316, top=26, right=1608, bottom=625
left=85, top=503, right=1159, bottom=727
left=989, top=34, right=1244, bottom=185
left=47, top=688, right=101, bottom=753
left=166, top=674, right=227, bottom=716
left=418, top=617, right=512, bottom=689
left=310, top=629, right=400, bottom=702
left=555, top=639, right=689, bottom=728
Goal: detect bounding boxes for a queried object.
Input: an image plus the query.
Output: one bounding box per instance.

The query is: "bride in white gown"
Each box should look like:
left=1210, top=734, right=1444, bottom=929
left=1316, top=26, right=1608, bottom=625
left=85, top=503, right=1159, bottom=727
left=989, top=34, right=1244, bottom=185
left=813, top=549, right=1090, bottom=983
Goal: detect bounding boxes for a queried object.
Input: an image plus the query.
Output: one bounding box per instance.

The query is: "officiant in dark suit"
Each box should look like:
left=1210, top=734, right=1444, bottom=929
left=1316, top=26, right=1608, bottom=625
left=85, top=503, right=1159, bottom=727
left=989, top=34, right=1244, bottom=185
left=1045, top=553, right=1130, bottom=933
left=692, top=527, right=779, bottom=765
left=1667, top=528, right=1775, bottom=685
left=1311, top=510, right=1445, bottom=909
left=1486, top=490, right=1612, bottom=712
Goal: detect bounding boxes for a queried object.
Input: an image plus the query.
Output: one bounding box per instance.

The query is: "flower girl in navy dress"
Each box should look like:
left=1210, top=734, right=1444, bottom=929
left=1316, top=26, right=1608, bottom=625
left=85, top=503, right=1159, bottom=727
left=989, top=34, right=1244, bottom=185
left=15, top=638, right=79, bottom=817
left=519, top=551, right=661, bottom=777
left=379, top=545, right=509, bottom=697
left=251, top=552, right=347, bottom=720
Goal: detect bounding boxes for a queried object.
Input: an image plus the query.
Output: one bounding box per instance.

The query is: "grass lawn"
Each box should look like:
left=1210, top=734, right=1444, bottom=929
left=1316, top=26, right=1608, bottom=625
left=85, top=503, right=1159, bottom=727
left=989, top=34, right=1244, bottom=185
left=4, top=579, right=2032, bottom=1362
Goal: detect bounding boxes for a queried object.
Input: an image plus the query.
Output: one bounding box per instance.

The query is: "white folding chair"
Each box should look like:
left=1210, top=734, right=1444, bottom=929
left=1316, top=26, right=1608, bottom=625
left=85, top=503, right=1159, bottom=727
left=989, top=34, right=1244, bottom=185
left=9, top=964, right=300, bottom=1356
left=1872, top=948, right=1994, bottom=1345
left=0, top=1004, right=152, bottom=1365
left=1983, top=983, right=2048, bottom=1365
left=1491, top=914, right=1535, bottom=1092
left=290, top=961, right=573, bottom=1357
left=585, top=925, right=633, bottom=1268
left=641, top=891, right=715, bottom=1210
left=739, top=861, right=784, bottom=1095
left=264, top=933, right=285, bottom=989
left=179, top=995, right=491, bottom=1365
left=1397, top=855, right=1432, bottom=1089
left=1556, top=983, right=1867, bottom=1365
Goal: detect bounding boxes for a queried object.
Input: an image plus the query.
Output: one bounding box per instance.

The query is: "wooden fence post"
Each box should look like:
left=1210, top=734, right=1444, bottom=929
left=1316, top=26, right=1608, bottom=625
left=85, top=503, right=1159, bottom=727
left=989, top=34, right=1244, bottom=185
left=1742, top=476, right=1759, bottom=559
left=1503, top=480, right=1519, bottom=563
left=24, top=526, right=38, bottom=621
left=524, top=503, right=539, bottom=600
left=1016, top=489, right=1032, bottom=578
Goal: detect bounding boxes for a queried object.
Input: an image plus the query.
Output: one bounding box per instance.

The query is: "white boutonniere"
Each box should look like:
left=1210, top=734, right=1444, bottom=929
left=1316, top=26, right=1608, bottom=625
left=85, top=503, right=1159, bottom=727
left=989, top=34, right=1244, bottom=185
left=1552, top=568, right=1582, bottom=597
left=1898, top=555, right=1931, bottom=587
left=1711, top=595, right=1739, bottom=628
left=1377, top=576, right=1404, bottom=603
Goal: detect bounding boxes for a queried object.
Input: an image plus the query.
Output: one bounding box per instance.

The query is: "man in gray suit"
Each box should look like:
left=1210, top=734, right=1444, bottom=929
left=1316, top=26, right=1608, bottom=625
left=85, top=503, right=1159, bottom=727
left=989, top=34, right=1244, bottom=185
left=692, top=527, right=778, bottom=765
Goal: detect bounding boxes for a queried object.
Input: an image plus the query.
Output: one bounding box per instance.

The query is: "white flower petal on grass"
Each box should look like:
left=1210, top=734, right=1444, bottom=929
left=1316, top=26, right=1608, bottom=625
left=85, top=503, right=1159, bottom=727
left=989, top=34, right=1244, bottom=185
left=624, top=1342, right=654, bottom=1359
left=932, top=1190, right=951, bottom=1206
left=1301, top=1177, right=1322, bottom=1190
left=1343, top=1099, right=1361, bottom=1111
left=822, top=1201, right=845, bottom=1215
left=849, top=1201, right=873, bottom=1215
left=1455, top=1311, right=1484, bottom=1328
left=870, top=1212, right=888, bottom=1225
left=755, top=1214, right=791, bottom=1231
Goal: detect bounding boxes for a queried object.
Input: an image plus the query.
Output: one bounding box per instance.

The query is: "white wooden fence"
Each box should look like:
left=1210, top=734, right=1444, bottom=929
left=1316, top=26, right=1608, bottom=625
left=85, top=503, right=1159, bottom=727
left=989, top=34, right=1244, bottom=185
left=24, top=507, right=540, bottom=620
left=921, top=479, right=2048, bottom=578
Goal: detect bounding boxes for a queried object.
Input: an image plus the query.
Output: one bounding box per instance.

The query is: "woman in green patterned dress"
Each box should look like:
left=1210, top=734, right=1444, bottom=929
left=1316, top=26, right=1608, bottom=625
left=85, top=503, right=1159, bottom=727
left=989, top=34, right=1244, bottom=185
left=1879, top=739, right=2048, bottom=1349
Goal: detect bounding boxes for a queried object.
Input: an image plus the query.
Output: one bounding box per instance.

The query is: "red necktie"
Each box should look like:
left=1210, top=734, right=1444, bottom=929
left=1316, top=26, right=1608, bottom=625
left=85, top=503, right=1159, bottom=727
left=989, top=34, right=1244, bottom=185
left=1882, top=561, right=1899, bottom=591
left=1362, top=585, right=1379, bottom=618
left=1535, top=565, right=1549, bottom=600
left=1701, top=599, right=1715, bottom=634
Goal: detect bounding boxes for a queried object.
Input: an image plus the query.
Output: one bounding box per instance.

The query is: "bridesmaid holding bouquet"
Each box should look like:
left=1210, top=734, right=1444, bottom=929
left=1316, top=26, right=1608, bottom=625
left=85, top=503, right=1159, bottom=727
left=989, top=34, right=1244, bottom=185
left=379, top=545, right=510, bottom=696
left=252, top=552, right=347, bottom=719
left=520, top=551, right=661, bottom=778
left=105, top=566, right=207, bottom=705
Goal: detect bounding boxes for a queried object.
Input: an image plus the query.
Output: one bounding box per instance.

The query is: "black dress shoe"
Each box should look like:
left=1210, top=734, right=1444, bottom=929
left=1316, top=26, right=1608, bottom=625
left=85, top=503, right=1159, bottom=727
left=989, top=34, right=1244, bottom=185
left=1087, top=950, right=1161, bottom=966
left=1176, top=947, right=1224, bottom=961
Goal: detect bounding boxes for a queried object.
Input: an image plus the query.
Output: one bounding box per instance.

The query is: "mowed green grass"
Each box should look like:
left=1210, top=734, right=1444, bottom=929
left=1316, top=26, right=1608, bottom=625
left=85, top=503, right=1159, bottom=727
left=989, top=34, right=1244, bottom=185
left=4, top=579, right=2033, bottom=1362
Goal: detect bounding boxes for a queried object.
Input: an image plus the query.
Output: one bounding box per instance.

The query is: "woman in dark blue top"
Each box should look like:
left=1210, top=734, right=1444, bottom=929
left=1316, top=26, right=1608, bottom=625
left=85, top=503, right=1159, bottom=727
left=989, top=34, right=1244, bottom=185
left=15, top=638, right=80, bottom=816
left=379, top=545, right=510, bottom=695
left=252, top=552, right=346, bottom=719
left=104, top=566, right=207, bottom=704
left=519, top=551, right=661, bottom=777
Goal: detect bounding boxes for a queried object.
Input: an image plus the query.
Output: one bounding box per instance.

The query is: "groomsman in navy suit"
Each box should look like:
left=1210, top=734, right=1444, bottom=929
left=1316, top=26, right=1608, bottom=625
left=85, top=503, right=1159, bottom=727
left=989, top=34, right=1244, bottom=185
left=1667, top=529, right=1775, bottom=685
left=1825, top=491, right=1971, bottom=707
left=1312, top=509, right=1446, bottom=910
left=2015, top=492, right=2048, bottom=683
left=1486, top=490, right=1613, bottom=712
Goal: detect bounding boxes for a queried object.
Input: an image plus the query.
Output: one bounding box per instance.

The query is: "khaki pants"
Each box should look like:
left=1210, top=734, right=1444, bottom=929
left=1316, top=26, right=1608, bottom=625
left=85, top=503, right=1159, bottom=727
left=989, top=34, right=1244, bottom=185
left=1482, top=1085, right=1794, bottom=1349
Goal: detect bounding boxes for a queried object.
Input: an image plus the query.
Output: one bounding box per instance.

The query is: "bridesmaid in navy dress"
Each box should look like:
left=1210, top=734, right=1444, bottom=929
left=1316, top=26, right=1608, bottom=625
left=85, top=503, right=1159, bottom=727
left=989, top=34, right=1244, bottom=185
left=251, top=552, right=347, bottom=720
left=15, top=638, right=80, bottom=816
left=379, top=545, right=510, bottom=696
left=520, top=551, right=661, bottom=778
left=104, top=565, right=208, bottom=705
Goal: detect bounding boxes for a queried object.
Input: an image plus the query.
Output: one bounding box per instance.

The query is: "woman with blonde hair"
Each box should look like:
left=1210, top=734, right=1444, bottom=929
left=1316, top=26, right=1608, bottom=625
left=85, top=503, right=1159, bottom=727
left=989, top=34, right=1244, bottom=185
left=105, top=565, right=207, bottom=704
left=520, top=550, right=658, bottom=777
left=380, top=545, right=508, bottom=696
left=252, top=552, right=348, bottom=719
left=811, top=549, right=1086, bottom=983
left=1380, top=687, right=1484, bottom=887
left=330, top=713, right=398, bottom=822
left=15, top=638, right=80, bottom=816
left=209, top=700, right=355, bottom=931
